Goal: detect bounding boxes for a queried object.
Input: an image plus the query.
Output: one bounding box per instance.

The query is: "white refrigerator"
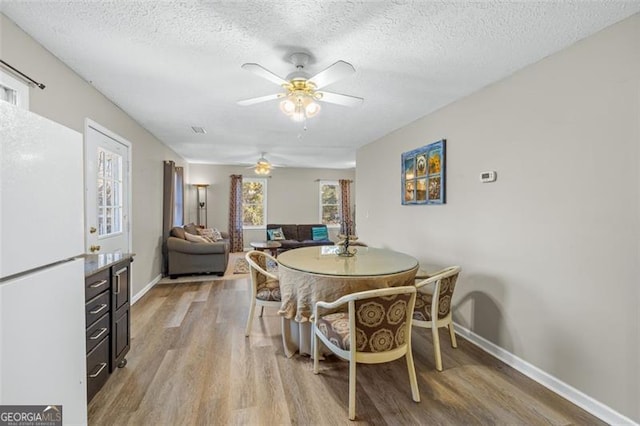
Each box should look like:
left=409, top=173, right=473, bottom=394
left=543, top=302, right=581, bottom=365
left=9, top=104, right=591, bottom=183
left=0, top=102, right=88, bottom=424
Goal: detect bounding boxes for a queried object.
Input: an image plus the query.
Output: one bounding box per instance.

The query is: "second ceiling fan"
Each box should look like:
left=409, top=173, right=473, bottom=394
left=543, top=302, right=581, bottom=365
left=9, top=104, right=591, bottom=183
left=237, top=52, right=364, bottom=122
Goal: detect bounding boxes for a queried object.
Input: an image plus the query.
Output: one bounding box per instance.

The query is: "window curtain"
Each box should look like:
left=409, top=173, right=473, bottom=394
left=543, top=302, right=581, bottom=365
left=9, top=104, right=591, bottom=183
left=228, top=174, right=244, bottom=253
left=162, top=161, right=184, bottom=275
left=339, top=179, right=353, bottom=235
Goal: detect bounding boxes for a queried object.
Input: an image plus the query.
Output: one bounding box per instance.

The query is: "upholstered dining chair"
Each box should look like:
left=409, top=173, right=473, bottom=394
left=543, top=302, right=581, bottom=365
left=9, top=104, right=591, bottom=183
left=245, top=250, right=281, bottom=337
left=312, top=286, right=420, bottom=420
left=412, top=266, right=461, bottom=371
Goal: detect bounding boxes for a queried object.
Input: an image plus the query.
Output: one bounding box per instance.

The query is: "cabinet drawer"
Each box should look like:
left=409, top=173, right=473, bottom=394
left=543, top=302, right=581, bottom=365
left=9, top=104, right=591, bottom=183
left=86, top=313, right=109, bottom=354
left=85, top=269, right=110, bottom=301
left=86, top=335, right=109, bottom=402
left=85, top=291, right=110, bottom=328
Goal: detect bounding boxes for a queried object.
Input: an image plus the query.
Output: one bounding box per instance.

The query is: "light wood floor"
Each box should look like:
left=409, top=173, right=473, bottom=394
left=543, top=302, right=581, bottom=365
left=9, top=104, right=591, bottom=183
left=88, top=266, right=604, bottom=425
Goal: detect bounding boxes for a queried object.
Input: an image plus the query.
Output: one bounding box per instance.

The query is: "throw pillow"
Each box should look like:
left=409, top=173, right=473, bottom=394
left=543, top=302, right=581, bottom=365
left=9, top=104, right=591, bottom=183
left=184, top=223, right=198, bottom=235
left=270, top=227, right=285, bottom=241
left=311, top=226, right=329, bottom=241
left=171, top=227, right=186, bottom=239
left=198, top=228, right=218, bottom=242
left=184, top=232, right=208, bottom=243
left=211, top=228, right=223, bottom=240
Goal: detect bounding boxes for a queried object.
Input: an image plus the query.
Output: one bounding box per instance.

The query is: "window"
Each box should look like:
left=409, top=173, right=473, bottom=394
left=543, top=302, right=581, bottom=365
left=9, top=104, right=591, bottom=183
left=173, top=167, right=184, bottom=227
left=319, top=180, right=341, bottom=226
left=243, top=178, right=267, bottom=228
left=0, top=70, right=29, bottom=109
left=97, top=147, right=123, bottom=237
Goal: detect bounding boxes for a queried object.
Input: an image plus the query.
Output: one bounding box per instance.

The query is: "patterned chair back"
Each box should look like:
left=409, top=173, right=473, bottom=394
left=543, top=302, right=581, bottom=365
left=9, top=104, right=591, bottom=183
left=352, top=287, right=416, bottom=353
left=415, top=266, right=461, bottom=321
left=246, top=250, right=280, bottom=301
left=247, top=251, right=268, bottom=288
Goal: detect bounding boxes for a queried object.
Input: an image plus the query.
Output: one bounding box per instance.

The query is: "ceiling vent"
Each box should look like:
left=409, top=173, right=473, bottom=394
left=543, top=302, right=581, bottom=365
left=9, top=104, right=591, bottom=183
left=191, top=126, right=207, bottom=134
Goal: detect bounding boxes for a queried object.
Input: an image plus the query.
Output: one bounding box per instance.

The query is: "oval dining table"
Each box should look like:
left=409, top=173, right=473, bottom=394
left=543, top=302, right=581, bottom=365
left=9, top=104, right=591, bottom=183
left=276, top=245, right=419, bottom=358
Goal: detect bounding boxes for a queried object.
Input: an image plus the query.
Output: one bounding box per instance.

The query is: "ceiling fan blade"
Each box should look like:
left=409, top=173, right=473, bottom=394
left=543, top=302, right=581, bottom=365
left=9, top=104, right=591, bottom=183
left=308, top=60, right=355, bottom=89
left=237, top=93, right=283, bottom=106
left=317, top=91, right=364, bottom=107
left=241, top=63, right=289, bottom=86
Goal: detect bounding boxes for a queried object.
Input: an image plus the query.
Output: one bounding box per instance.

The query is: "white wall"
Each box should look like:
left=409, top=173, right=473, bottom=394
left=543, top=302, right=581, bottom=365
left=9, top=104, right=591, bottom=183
left=356, top=14, right=639, bottom=422
left=188, top=164, right=355, bottom=246
left=1, top=14, right=187, bottom=295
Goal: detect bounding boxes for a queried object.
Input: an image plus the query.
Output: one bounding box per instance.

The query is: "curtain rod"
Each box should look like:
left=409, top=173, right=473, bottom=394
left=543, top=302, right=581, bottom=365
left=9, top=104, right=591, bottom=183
left=0, top=60, right=46, bottom=90
left=314, top=179, right=353, bottom=182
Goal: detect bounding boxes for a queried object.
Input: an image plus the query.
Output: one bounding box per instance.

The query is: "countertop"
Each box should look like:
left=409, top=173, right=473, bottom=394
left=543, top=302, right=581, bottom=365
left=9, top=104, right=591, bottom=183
left=84, top=252, right=135, bottom=277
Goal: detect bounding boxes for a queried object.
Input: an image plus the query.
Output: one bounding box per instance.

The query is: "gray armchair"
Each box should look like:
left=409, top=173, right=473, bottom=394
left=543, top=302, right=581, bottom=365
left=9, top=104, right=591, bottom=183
left=167, top=225, right=230, bottom=278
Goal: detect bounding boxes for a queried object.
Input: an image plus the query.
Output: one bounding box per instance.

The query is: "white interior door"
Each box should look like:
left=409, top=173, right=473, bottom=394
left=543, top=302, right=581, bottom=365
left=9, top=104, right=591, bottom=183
left=85, top=120, right=131, bottom=254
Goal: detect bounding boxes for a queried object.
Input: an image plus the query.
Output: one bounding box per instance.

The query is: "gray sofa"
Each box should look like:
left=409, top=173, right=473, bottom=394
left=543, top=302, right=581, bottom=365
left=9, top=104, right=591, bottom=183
left=167, top=224, right=230, bottom=278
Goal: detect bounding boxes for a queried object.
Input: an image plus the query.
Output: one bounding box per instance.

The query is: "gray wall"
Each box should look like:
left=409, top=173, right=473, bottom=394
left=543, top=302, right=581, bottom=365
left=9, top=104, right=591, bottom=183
left=356, top=14, right=639, bottom=421
left=1, top=14, right=187, bottom=295
left=188, top=164, right=355, bottom=245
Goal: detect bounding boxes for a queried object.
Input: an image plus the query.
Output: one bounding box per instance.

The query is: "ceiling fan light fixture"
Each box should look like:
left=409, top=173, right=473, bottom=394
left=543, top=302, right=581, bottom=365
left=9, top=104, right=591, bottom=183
left=254, top=153, right=272, bottom=175
left=305, top=101, right=321, bottom=117
left=279, top=98, right=296, bottom=115
left=280, top=93, right=320, bottom=122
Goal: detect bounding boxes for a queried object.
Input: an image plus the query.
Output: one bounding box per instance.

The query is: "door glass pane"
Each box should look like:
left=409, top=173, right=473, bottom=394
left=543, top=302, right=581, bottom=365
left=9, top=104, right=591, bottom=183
left=114, top=207, right=121, bottom=233
left=97, top=147, right=123, bottom=237
left=105, top=180, right=112, bottom=206
left=97, top=178, right=104, bottom=206
left=106, top=208, right=113, bottom=234
left=98, top=208, right=105, bottom=235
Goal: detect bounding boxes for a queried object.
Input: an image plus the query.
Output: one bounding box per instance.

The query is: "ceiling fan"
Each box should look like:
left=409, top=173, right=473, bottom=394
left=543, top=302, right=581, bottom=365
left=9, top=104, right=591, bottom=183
left=237, top=52, right=364, bottom=122
left=251, top=152, right=275, bottom=175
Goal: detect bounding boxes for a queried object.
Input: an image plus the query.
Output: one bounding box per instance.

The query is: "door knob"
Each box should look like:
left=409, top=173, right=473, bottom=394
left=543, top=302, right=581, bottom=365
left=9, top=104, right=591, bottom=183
left=90, top=245, right=101, bottom=253
left=89, top=226, right=97, bottom=234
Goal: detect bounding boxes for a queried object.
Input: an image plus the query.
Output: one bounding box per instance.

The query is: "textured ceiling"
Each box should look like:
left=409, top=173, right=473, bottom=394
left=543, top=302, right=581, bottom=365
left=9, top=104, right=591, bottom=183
left=2, top=1, right=639, bottom=169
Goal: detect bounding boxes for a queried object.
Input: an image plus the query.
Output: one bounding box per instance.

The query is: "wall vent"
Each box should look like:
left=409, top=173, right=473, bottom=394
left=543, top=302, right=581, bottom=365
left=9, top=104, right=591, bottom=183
left=191, top=126, right=207, bottom=134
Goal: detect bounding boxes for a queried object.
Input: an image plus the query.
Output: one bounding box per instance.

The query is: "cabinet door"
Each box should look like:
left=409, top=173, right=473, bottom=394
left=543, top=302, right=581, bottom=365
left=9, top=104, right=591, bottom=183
left=110, top=259, right=131, bottom=370
left=112, top=262, right=130, bottom=310
left=113, top=309, right=130, bottom=364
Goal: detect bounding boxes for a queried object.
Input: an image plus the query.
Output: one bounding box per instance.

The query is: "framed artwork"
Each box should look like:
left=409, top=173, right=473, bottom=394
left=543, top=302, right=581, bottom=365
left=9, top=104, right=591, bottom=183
left=401, top=139, right=446, bottom=205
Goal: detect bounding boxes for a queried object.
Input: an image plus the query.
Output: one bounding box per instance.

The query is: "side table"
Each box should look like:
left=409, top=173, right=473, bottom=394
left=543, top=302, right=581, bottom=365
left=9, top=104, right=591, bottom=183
left=249, top=241, right=282, bottom=257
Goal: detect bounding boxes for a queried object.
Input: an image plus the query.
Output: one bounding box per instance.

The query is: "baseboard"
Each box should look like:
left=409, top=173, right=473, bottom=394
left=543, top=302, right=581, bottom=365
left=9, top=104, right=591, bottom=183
left=454, top=324, right=637, bottom=426
left=131, top=274, right=161, bottom=305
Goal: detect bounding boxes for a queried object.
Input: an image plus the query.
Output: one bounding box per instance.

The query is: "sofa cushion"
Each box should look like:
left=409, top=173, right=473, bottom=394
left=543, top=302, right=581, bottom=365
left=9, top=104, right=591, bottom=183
left=184, top=223, right=199, bottom=235
left=297, top=224, right=327, bottom=241
left=268, top=227, right=285, bottom=241
left=171, top=227, right=186, bottom=239
left=311, top=226, right=329, bottom=241
left=198, top=227, right=221, bottom=242
left=279, top=240, right=302, bottom=249
left=185, top=232, right=209, bottom=243
left=267, top=224, right=298, bottom=241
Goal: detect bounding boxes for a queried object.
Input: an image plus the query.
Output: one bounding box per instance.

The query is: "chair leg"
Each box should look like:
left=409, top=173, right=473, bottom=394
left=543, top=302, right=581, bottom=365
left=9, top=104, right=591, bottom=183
left=448, top=322, right=458, bottom=348
left=245, top=300, right=256, bottom=337
left=432, top=325, right=443, bottom=371
left=259, top=306, right=264, bottom=318
left=406, top=350, right=421, bottom=402
left=348, top=359, right=357, bottom=420
left=313, top=326, right=319, bottom=374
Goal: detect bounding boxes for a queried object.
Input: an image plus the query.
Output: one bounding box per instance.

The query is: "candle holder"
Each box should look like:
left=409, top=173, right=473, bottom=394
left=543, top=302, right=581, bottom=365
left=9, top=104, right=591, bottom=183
left=337, top=233, right=358, bottom=257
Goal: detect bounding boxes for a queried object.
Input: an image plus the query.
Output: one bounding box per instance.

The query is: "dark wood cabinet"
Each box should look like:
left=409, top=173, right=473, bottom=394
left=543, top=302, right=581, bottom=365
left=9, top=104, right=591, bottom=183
left=111, top=261, right=131, bottom=370
left=84, top=256, right=132, bottom=402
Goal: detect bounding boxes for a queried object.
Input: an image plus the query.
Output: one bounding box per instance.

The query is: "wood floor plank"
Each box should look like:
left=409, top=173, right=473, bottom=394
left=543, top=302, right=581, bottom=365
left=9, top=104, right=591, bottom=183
left=88, top=261, right=606, bottom=426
